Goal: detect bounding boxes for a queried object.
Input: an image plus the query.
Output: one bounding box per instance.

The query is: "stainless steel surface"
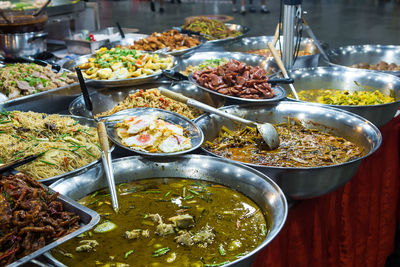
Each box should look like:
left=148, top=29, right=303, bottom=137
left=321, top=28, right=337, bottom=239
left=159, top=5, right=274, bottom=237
left=326, top=45, right=400, bottom=77
left=188, top=73, right=287, bottom=103
left=103, top=108, right=204, bottom=157
left=282, top=67, right=400, bottom=127
left=194, top=102, right=382, bottom=199
left=224, top=36, right=321, bottom=69
left=8, top=185, right=99, bottom=267
left=48, top=154, right=288, bottom=267
left=69, top=81, right=225, bottom=118
left=62, top=53, right=177, bottom=87
left=101, top=151, right=119, bottom=211
left=38, top=115, right=114, bottom=185
left=282, top=4, right=295, bottom=69
left=0, top=31, right=47, bottom=57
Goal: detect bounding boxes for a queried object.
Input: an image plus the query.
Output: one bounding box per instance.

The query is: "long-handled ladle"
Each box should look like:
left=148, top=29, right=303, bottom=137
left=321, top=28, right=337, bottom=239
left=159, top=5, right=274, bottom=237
left=159, top=88, right=280, bottom=150
left=75, top=67, right=119, bottom=212
left=267, top=42, right=299, bottom=100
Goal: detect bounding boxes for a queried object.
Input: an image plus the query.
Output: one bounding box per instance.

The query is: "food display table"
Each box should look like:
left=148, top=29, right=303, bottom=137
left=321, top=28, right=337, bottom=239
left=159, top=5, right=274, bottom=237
left=254, top=115, right=400, bottom=267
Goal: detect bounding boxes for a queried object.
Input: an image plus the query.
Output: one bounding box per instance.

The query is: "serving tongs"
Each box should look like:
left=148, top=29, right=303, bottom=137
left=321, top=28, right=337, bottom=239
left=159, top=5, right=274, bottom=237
left=76, top=67, right=119, bottom=212
left=173, top=27, right=215, bottom=40
left=0, top=154, right=39, bottom=174
left=267, top=42, right=299, bottom=100
left=32, top=0, right=51, bottom=17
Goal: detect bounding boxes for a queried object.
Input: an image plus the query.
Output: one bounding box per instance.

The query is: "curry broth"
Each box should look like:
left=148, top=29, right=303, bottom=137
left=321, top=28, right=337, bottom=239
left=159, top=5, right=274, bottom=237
left=53, top=178, right=269, bottom=267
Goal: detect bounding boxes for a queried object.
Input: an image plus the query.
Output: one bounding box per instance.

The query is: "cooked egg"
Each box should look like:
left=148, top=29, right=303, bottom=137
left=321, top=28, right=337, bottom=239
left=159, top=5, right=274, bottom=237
left=158, top=135, right=192, bottom=153
left=126, top=115, right=157, bottom=134
left=97, top=68, right=112, bottom=79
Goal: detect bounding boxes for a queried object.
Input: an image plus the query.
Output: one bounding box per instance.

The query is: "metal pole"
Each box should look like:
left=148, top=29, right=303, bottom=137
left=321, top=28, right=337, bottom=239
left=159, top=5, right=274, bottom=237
left=282, top=0, right=302, bottom=70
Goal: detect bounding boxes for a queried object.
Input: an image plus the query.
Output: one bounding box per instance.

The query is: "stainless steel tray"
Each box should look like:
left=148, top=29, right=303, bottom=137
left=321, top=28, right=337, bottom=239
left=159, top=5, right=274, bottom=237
left=68, top=81, right=225, bottom=119
left=326, top=45, right=400, bottom=77
left=224, top=36, right=321, bottom=69
left=103, top=108, right=204, bottom=157
left=62, top=53, right=177, bottom=88
left=280, top=67, right=400, bottom=127
left=7, top=184, right=99, bottom=267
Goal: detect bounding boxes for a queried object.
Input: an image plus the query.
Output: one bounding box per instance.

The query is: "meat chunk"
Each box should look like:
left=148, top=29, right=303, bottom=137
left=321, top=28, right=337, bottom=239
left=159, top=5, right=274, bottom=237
left=0, top=194, right=12, bottom=229
left=123, top=229, right=141, bottom=240
left=147, top=213, right=162, bottom=223
left=168, top=214, right=194, bottom=229
left=75, top=240, right=99, bottom=252
left=174, top=230, right=194, bottom=246
left=16, top=81, right=35, bottom=93
left=192, top=224, right=215, bottom=245
left=155, top=223, right=175, bottom=236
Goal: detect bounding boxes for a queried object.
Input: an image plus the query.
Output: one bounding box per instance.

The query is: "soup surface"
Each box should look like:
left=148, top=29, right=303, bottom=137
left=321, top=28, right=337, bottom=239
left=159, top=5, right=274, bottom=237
left=53, top=178, right=269, bottom=267
left=204, top=121, right=365, bottom=167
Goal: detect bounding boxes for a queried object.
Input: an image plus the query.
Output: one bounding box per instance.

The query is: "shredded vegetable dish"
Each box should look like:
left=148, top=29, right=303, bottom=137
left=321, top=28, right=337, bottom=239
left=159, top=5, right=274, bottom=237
left=183, top=17, right=242, bottom=40
left=96, top=89, right=203, bottom=119
left=289, top=89, right=395, bottom=105
left=77, top=47, right=174, bottom=80
left=53, top=178, right=269, bottom=267
left=0, top=63, right=74, bottom=100
left=0, top=110, right=101, bottom=180
left=204, top=120, right=364, bottom=167
left=180, top=58, right=229, bottom=76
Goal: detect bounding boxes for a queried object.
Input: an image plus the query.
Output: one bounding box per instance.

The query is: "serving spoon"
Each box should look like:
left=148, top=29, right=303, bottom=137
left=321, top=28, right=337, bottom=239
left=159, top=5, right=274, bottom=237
left=159, top=88, right=280, bottom=150
left=76, top=67, right=119, bottom=212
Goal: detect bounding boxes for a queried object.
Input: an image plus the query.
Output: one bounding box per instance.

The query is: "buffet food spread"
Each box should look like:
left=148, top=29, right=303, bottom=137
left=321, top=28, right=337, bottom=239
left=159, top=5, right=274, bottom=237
left=0, top=5, right=399, bottom=267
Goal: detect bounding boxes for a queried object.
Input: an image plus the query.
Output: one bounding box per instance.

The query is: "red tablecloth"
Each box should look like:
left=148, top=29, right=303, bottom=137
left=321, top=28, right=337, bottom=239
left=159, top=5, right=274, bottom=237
left=254, top=116, right=400, bottom=267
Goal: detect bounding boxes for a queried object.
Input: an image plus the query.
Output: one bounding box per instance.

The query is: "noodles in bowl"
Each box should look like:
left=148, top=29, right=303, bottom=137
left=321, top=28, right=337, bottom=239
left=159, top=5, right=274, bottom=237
left=0, top=110, right=102, bottom=180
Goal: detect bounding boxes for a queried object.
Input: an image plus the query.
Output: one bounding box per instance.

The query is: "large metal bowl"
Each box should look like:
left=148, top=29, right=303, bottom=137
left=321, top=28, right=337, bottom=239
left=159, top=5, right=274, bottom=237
left=280, top=67, right=400, bottom=127
left=326, top=45, right=400, bottom=77
left=68, top=81, right=225, bottom=119
left=104, top=108, right=204, bottom=157
left=224, top=36, right=321, bottom=69
left=194, top=102, right=382, bottom=199
left=62, top=53, right=177, bottom=87
left=47, top=155, right=288, bottom=267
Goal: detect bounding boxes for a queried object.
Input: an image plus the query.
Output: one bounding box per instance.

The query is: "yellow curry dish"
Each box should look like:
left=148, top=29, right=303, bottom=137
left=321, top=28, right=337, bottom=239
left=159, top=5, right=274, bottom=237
left=53, top=178, right=269, bottom=267
left=77, top=47, right=174, bottom=80
left=288, top=89, right=395, bottom=106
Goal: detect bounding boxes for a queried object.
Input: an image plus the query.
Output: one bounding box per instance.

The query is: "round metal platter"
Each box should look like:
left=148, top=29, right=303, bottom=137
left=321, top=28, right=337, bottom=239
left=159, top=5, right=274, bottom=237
left=194, top=102, right=382, bottom=199
left=280, top=67, right=400, bottom=127
left=178, top=23, right=249, bottom=45
left=326, top=45, right=400, bottom=77
left=62, top=53, right=177, bottom=88
left=38, top=115, right=114, bottom=185
left=224, top=36, right=321, bottom=69
left=68, top=81, right=225, bottom=119
left=188, top=73, right=286, bottom=103
left=175, top=51, right=278, bottom=76
left=103, top=108, right=204, bottom=157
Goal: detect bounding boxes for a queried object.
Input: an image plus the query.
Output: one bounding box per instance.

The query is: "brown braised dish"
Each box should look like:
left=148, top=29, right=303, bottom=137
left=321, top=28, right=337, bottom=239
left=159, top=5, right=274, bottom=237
left=350, top=61, right=400, bottom=71
left=53, top=178, right=269, bottom=267
left=204, top=120, right=364, bottom=167
left=247, top=49, right=313, bottom=58
left=127, top=30, right=200, bottom=52
left=192, top=59, right=275, bottom=99
left=0, top=173, right=80, bottom=265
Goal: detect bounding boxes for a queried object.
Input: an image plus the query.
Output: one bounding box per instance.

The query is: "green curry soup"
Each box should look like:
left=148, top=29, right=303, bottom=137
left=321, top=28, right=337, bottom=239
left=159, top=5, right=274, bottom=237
left=53, top=178, right=270, bottom=267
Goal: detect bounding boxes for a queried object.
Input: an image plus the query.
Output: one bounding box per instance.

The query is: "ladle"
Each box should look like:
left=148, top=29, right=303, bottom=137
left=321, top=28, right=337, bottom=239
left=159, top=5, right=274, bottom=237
left=159, top=88, right=280, bottom=150
left=32, top=0, right=51, bottom=17
left=75, top=67, right=119, bottom=212
left=267, top=42, right=299, bottom=100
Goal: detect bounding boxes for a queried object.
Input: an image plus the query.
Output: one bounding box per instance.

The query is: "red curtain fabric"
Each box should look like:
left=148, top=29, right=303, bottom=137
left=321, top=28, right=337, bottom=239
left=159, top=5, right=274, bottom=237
left=254, top=116, right=400, bottom=267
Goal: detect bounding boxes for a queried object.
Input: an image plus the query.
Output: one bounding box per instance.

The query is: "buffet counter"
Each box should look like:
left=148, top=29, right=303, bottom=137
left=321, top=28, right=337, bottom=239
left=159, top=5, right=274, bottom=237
left=254, top=115, right=400, bottom=267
